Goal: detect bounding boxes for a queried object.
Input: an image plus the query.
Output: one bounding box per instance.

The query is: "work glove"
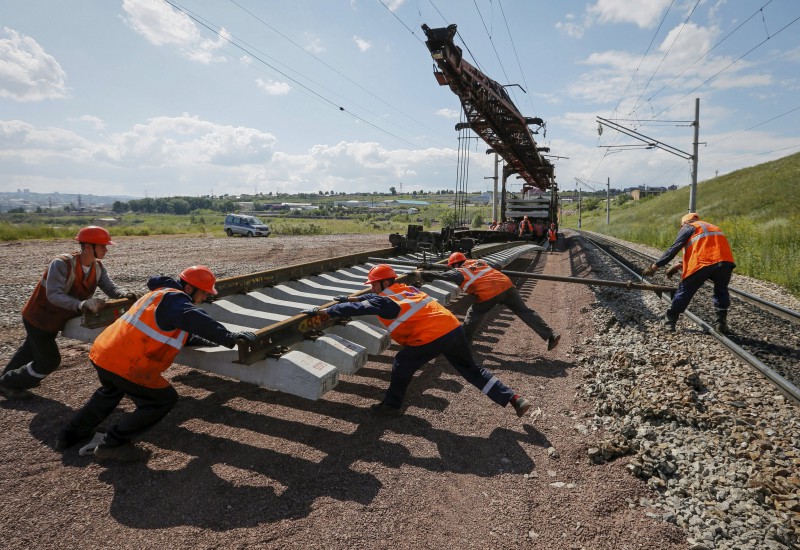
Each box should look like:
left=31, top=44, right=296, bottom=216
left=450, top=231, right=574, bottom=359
left=230, top=331, right=258, bottom=344
left=641, top=264, right=658, bottom=277
left=302, top=307, right=322, bottom=315
left=333, top=295, right=350, bottom=303
left=124, top=291, right=139, bottom=301
left=666, top=264, right=682, bottom=279
left=79, top=297, right=105, bottom=314
left=419, top=271, right=438, bottom=282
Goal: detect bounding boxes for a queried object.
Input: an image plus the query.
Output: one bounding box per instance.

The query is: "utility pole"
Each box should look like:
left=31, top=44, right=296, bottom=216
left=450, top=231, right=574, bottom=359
left=578, top=186, right=582, bottom=229
left=690, top=98, right=700, bottom=213
left=483, top=151, right=500, bottom=223
left=606, top=177, right=610, bottom=225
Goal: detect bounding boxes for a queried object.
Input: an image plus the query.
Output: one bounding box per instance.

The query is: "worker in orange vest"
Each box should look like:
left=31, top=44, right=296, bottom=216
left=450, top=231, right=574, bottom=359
left=56, top=266, right=257, bottom=462
left=0, top=226, right=137, bottom=401
left=421, top=252, right=560, bottom=351
left=546, top=223, right=558, bottom=253
left=304, top=264, right=532, bottom=418
left=643, top=213, right=736, bottom=333
left=518, top=215, right=533, bottom=238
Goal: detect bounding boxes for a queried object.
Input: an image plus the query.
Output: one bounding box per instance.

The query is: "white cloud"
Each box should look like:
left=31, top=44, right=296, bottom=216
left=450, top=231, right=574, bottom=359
left=256, top=78, right=291, bottom=95
left=121, top=0, right=227, bottom=64
left=587, top=0, right=672, bottom=28
left=353, top=36, right=372, bottom=52
left=305, top=35, right=325, bottom=54
left=435, top=108, right=460, bottom=119
left=73, top=115, right=107, bottom=130
left=383, top=0, right=406, bottom=11
left=0, top=28, right=67, bottom=101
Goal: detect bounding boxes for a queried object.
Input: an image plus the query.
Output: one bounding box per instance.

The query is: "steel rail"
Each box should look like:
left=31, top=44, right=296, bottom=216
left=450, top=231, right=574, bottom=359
left=576, top=229, right=800, bottom=326
left=578, top=233, right=800, bottom=404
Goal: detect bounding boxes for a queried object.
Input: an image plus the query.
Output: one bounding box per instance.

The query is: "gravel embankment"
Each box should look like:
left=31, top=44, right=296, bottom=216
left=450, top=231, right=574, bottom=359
left=571, top=230, right=800, bottom=549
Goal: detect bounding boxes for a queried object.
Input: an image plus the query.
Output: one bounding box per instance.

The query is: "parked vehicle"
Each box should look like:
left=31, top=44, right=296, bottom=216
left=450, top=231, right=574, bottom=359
left=224, top=214, right=270, bottom=237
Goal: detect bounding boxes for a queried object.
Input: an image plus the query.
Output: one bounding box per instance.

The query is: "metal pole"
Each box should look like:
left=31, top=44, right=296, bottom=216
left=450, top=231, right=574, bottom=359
left=606, top=177, right=610, bottom=225
left=492, top=153, right=499, bottom=222
left=500, top=164, right=508, bottom=222
left=690, top=97, right=700, bottom=213
left=578, top=186, right=582, bottom=229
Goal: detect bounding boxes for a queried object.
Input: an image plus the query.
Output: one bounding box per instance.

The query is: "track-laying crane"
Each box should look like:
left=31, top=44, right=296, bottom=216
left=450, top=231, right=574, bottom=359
left=421, top=24, right=555, bottom=195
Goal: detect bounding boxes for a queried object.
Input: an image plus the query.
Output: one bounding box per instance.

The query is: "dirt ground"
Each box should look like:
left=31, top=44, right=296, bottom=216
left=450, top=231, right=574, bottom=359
left=0, top=234, right=685, bottom=549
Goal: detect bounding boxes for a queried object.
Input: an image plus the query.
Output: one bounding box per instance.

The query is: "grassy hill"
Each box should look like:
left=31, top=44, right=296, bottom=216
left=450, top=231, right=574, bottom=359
left=561, top=151, right=800, bottom=297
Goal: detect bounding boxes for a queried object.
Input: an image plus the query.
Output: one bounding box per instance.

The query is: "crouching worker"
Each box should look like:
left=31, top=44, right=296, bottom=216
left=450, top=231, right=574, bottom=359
left=305, top=264, right=532, bottom=418
left=57, top=266, right=257, bottom=462
left=0, top=226, right=136, bottom=400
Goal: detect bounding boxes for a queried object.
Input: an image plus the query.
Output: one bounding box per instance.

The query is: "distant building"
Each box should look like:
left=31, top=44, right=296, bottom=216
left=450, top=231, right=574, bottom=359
left=630, top=186, right=668, bottom=201
left=383, top=199, right=429, bottom=206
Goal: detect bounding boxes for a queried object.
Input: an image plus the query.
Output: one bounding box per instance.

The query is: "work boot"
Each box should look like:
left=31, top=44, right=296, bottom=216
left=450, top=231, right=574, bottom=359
left=714, top=310, right=730, bottom=335
left=369, top=402, right=403, bottom=417
left=0, top=379, right=34, bottom=400
left=94, top=443, right=150, bottom=463
left=55, top=429, right=91, bottom=451
left=547, top=332, right=561, bottom=351
left=660, top=313, right=678, bottom=333
left=511, top=396, right=532, bottom=418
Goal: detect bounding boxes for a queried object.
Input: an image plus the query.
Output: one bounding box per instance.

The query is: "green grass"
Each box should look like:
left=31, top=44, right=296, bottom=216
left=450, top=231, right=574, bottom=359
left=562, top=151, right=800, bottom=297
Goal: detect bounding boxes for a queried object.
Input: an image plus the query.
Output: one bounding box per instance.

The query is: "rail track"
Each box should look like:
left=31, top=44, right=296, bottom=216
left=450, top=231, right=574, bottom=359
left=63, top=241, right=544, bottom=401
left=576, top=230, right=800, bottom=403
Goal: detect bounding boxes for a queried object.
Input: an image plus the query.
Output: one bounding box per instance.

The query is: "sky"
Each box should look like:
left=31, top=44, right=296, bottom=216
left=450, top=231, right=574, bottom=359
left=1, top=0, right=799, bottom=198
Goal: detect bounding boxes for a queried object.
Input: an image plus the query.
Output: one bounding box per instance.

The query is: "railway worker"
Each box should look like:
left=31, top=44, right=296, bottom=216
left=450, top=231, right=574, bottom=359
left=642, top=213, right=736, bottom=333
left=420, top=252, right=560, bottom=351
left=0, top=226, right=137, bottom=401
left=546, top=223, right=558, bottom=253
left=56, top=266, right=257, bottom=462
left=533, top=220, right=545, bottom=239
left=305, top=264, right=532, bottom=418
left=518, top=215, right=533, bottom=238
left=504, top=218, right=517, bottom=234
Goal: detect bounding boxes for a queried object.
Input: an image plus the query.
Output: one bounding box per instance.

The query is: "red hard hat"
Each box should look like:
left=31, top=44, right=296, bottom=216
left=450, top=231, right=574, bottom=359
left=179, top=265, right=218, bottom=295
left=75, top=226, right=114, bottom=245
left=448, top=252, right=467, bottom=266
left=365, top=264, right=398, bottom=284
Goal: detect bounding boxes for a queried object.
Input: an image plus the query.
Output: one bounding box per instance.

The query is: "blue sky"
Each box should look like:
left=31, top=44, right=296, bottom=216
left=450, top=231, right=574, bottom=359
left=1, top=0, right=798, bottom=197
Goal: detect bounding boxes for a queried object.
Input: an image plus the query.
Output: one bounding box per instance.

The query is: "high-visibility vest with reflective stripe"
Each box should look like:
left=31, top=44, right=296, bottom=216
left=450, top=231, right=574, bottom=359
left=90, top=288, right=189, bottom=388
left=548, top=228, right=557, bottom=242
left=456, top=259, right=514, bottom=302
left=681, top=221, right=735, bottom=279
left=377, top=283, right=460, bottom=346
left=22, top=253, right=100, bottom=332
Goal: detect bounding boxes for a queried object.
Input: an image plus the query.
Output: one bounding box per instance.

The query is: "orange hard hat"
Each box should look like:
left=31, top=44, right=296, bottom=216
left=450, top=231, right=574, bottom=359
left=365, top=264, right=398, bottom=284
left=75, top=226, right=114, bottom=245
left=681, top=212, right=700, bottom=224
left=448, top=252, right=467, bottom=266
left=179, top=265, right=218, bottom=295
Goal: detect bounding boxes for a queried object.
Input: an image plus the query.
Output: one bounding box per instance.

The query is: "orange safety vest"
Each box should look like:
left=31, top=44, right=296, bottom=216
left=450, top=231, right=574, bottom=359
left=681, top=221, right=735, bottom=279
left=519, top=218, right=533, bottom=234
left=22, top=253, right=100, bottom=332
left=456, top=259, right=514, bottom=302
left=90, top=288, right=189, bottom=389
left=548, top=228, right=557, bottom=242
left=377, top=283, right=460, bottom=346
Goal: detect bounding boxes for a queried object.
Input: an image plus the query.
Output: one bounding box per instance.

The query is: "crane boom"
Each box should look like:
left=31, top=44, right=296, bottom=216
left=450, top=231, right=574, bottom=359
left=421, top=24, right=555, bottom=193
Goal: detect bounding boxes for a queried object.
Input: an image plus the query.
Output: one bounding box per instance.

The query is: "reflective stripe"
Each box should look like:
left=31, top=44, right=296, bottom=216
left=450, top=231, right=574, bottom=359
left=460, top=264, right=493, bottom=291
left=685, top=222, right=724, bottom=249
left=481, top=375, right=498, bottom=394
left=118, top=290, right=187, bottom=350
left=381, top=288, right=434, bottom=333
left=25, top=361, right=45, bottom=379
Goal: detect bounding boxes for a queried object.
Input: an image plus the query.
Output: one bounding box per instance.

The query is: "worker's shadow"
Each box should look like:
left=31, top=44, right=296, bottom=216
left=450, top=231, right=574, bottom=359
left=23, top=366, right=549, bottom=532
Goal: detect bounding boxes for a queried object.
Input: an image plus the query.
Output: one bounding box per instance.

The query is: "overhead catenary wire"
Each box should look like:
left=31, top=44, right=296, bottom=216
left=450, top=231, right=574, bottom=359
left=160, top=0, right=453, bottom=159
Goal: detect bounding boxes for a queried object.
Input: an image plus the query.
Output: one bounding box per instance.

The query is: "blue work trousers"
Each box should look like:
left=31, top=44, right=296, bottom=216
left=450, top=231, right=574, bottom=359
left=383, top=326, right=515, bottom=409
left=668, top=262, right=734, bottom=317
left=63, top=362, right=178, bottom=446
left=1, top=318, right=61, bottom=389
left=463, top=287, right=552, bottom=343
